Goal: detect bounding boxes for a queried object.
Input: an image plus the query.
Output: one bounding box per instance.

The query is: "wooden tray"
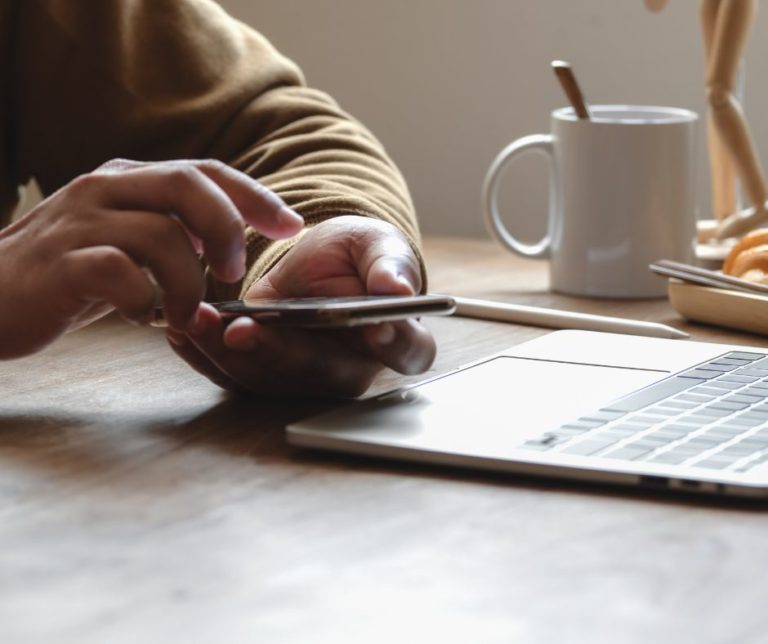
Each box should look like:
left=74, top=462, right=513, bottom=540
left=668, top=279, right=768, bottom=335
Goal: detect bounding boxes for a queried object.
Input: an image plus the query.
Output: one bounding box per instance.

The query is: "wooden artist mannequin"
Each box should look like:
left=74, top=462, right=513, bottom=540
left=645, top=0, right=768, bottom=240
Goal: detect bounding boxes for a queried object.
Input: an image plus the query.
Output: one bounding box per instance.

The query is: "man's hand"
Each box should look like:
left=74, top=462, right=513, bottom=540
left=165, top=216, right=437, bottom=397
left=0, top=159, right=303, bottom=359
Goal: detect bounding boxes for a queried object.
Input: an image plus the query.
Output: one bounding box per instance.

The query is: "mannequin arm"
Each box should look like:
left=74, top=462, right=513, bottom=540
left=708, top=0, right=768, bottom=238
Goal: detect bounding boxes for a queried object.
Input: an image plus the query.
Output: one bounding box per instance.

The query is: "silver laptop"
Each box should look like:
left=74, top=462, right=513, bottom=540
left=288, top=330, right=768, bottom=498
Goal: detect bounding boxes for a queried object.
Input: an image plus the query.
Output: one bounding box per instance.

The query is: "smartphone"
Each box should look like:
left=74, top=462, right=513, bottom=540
left=152, top=294, right=456, bottom=328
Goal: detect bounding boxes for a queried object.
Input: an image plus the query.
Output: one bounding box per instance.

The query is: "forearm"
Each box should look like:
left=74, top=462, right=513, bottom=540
left=205, top=85, right=421, bottom=299
left=12, top=0, right=422, bottom=301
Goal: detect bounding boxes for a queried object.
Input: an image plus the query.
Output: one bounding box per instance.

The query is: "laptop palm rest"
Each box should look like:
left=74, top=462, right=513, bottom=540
left=289, top=356, right=665, bottom=457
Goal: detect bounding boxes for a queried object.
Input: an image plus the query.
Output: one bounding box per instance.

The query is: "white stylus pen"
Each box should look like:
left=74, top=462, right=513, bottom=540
left=451, top=296, right=689, bottom=340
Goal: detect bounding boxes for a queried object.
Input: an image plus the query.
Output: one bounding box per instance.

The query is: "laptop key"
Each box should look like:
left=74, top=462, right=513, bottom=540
left=723, top=358, right=758, bottom=366
left=621, top=415, right=666, bottom=426
left=690, top=386, right=729, bottom=396
left=601, top=445, right=653, bottom=460
left=603, top=377, right=703, bottom=413
left=724, top=415, right=764, bottom=427
left=676, top=414, right=718, bottom=426
left=703, top=380, right=744, bottom=391
left=589, top=431, right=633, bottom=443
left=736, top=367, right=768, bottom=377
left=722, top=394, right=763, bottom=405
left=702, top=427, right=746, bottom=440
left=577, top=410, right=626, bottom=423
left=711, top=358, right=753, bottom=366
left=739, top=437, right=768, bottom=449
left=679, top=369, right=721, bottom=380
left=713, top=421, right=754, bottom=432
left=645, top=428, right=690, bottom=440
left=661, top=424, right=700, bottom=434
left=629, top=434, right=670, bottom=445
left=721, top=444, right=757, bottom=455
left=693, top=459, right=735, bottom=470
left=647, top=452, right=691, bottom=465
left=549, top=428, right=589, bottom=440
left=558, top=423, right=599, bottom=432
left=561, top=440, right=616, bottom=456
left=722, top=351, right=766, bottom=361
left=736, top=454, right=768, bottom=471
left=608, top=423, right=647, bottom=435
left=520, top=441, right=554, bottom=451
left=665, top=443, right=708, bottom=456
left=699, top=363, right=740, bottom=372
left=694, top=406, right=735, bottom=418
left=685, top=437, right=721, bottom=448
left=708, top=400, right=750, bottom=412
left=737, top=411, right=768, bottom=422
left=720, top=375, right=760, bottom=384
left=562, top=418, right=605, bottom=429
left=674, top=394, right=716, bottom=404
left=644, top=406, right=685, bottom=417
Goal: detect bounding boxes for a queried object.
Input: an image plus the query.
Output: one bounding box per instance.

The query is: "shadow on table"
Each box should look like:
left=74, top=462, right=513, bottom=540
left=0, top=394, right=335, bottom=480
left=1, top=396, right=767, bottom=513
left=163, top=397, right=768, bottom=513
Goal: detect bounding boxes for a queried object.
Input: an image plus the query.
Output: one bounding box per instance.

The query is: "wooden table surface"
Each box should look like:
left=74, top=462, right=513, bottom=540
left=3, top=237, right=768, bottom=644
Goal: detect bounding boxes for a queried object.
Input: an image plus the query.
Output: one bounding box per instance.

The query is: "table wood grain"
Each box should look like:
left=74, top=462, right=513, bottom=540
left=2, top=237, right=768, bottom=644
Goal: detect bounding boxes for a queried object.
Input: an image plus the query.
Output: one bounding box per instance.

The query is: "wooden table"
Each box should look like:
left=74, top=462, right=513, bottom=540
left=3, top=238, right=768, bottom=644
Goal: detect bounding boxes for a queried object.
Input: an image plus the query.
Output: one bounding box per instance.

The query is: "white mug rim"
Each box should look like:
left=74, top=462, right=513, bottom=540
left=554, top=104, right=697, bottom=125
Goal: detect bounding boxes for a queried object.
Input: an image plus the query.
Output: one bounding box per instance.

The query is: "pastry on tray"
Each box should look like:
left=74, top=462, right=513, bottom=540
left=722, top=228, right=768, bottom=284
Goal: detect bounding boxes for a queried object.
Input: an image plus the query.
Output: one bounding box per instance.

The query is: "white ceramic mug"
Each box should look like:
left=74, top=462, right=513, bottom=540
left=482, top=105, right=699, bottom=298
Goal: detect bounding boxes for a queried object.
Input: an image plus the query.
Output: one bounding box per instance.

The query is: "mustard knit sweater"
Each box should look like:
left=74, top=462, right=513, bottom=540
left=0, top=0, right=422, bottom=298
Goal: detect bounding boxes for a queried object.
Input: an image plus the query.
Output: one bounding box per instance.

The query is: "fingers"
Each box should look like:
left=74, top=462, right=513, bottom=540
left=99, top=158, right=298, bottom=227
left=166, top=329, right=241, bottom=391
left=78, top=210, right=206, bottom=330
left=222, top=315, right=262, bottom=350
left=185, top=306, right=382, bottom=397
left=159, top=214, right=433, bottom=395
left=362, top=319, right=437, bottom=375
left=350, top=221, right=435, bottom=374
left=192, top=161, right=302, bottom=232
left=89, top=159, right=303, bottom=282
left=225, top=314, right=435, bottom=379
left=60, top=246, right=157, bottom=323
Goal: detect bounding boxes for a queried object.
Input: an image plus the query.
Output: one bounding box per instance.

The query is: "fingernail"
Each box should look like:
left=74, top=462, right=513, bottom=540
left=371, top=322, right=396, bottom=345
left=125, top=310, right=154, bottom=326
left=280, top=206, right=304, bottom=227
left=187, top=309, right=207, bottom=335
left=225, top=249, right=247, bottom=283
left=396, top=273, right=416, bottom=294
left=166, top=330, right=187, bottom=346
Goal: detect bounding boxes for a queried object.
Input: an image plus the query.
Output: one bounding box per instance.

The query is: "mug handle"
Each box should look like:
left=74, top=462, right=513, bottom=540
left=481, top=134, right=555, bottom=259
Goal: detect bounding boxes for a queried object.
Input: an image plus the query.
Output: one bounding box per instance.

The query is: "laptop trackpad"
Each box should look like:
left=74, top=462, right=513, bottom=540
left=297, top=357, right=666, bottom=456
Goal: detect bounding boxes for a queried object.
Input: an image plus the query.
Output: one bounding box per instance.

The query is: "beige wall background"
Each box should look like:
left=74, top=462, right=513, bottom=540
left=223, top=1, right=768, bottom=241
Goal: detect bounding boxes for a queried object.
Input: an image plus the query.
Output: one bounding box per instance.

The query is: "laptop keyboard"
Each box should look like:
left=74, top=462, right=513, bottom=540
left=519, top=350, right=768, bottom=473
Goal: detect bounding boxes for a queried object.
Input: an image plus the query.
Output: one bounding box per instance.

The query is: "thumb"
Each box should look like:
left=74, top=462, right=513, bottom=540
left=357, top=225, right=423, bottom=296
left=366, top=255, right=419, bottom=296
